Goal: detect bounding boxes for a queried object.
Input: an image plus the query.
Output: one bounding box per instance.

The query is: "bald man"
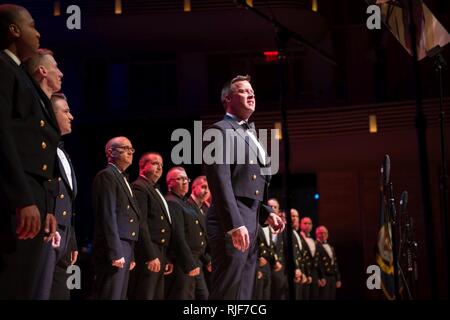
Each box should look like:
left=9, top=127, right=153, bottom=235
left=316, top=226, right=341, bottom=300
left=92, top=136, right=140, bottom=299
left=0, top=4, right=59, bottom=299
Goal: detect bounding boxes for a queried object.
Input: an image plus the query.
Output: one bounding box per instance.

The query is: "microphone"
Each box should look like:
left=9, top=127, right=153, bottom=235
left=400, top=190, right=408, bottom=215
left=380, top=154, right=391, bottom=189
left=383, top=154, right=391, bottom=187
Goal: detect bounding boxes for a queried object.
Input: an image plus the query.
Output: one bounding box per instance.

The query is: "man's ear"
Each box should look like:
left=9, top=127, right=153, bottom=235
left=9, top=24, right=20, bottom=38
left=106, top=148, right=115, bottom=159
left=38, top=65, right=47, bottom=77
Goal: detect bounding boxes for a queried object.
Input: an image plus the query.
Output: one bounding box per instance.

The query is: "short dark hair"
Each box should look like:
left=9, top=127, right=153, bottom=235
left=0, top=4, right=26, bottom=49
left=191, top=175, right=207, bottom=189
left=51, top=92, right=67, bottom=102
left=139, top=152, right=162, bottom=171
left=221, top=74, right=251, bottom=109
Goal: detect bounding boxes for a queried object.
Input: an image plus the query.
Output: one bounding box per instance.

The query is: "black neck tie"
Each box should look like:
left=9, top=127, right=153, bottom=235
left=241, top=121, right=255, bottom=131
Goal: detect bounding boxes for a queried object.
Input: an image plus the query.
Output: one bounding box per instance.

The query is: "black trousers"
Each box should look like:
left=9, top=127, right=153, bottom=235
left=319, top=275, right=337, bottom=300
left=128, top=245, right=167, bottom=300
left=36, top=224, right=72, bottom=299
left=0, top=178, right=47, bottom=299
left=253, top=263, right=271, bottom=300
left=94, top=240, right=134, bottom=300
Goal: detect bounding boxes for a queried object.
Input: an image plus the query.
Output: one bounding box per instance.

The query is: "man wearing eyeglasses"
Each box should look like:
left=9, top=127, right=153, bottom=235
left=92, top=136, right=140, bottom=299
left=204, top=75, right=285, bottom=300
left=164, top=167, right=207, bottom=300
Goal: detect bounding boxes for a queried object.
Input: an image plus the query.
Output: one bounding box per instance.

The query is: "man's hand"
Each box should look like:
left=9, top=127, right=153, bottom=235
left=43, top=213, right=57, bottom=242
left=129, top=261, right=136, bottom=271
left=206, top=261, right=212, bottom=273
left=318, top=278, right=327, bottom=287
left=273, top=261, right=283, bottom=272
left=51, top=231, right=61, bottom=248
left=231, top=227, right=250, bottom=252
left=70, top=251, right=78, bottom=265
left=16, top=205, right=41, bottom=240
left=336, top=281, right=342, bottom=288
left=294, top=268, right=302, bottom=283
left=164, top=263, right=174, bottom=275
left=301, top=273, right=308, bottom=284
left=146, top=258, right=161, bottom=272
left=258, top=257, right=268, bottom=267
left=256, top=271, right=263, bottom=280
left=265, top=213, right=285, bottom=234
left=188, top=267, right=200, bottom=277
left=112, top=257, right=125, bottom=268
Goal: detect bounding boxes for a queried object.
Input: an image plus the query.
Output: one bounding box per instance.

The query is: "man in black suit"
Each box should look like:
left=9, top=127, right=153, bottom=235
left=0, top=4, right=59, bottom=299
left=128, top=152, right=174, bottom=300
left=290, top=208, right=308, bottom=300
left=48, top=93, right=79, bottom=300
left=267, top=198, right=288, bottom=300
left=187, top=175, right=212, bottom=300
left=316, top=225, right=341, bottom=300
left=165, top=167, right=202, bottom=300
left=92, top=136, right=140, bottom=300
left=300, top=216, right=325, bottom=300
left=205, top=75, right=284, bottom=300
left=253, top=226, right=275, bottom=300
left=25, top=49, right=70, bottom=300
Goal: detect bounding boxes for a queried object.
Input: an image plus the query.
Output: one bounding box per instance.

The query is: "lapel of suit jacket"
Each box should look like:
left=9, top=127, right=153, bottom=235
left=188, top=197, right=206, bottom=231
left=108, top=164, right=139, bottom=214
left=58, top=156, right=72, bottom=196
left=71, top=158, right=78, bottom=199
left=2, top=52, right=61, bottom=134
left=223, top=115, right=260, bottom=162
left=57, top=147, right=77, bottom=199
left=145, top=179, right=172, bottom=224
left=301, top=233, right=313, bottom=256
left=33, top=84, right=60, bottom=132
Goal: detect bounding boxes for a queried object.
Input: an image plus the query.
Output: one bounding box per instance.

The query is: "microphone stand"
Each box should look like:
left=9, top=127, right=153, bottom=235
left=387, top=182, right=400, bottom=299
left=398, top=191, right=415, bottom=300
left=427, top=46, right=450, bottom=297
left=234, top=0, right=337, bottom=300
left=405, top=0, right=438, bottom=298
left=403, top=214, right=418, bottom=299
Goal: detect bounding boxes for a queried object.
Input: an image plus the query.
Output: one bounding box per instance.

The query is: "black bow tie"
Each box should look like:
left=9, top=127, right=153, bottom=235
left=58, top=141, right=65, bottom=149
left=240, top=121, right=255, bottom=131
left=122, top=172, right=130, bottom=181
left=153, top=183, right=160, bottom=190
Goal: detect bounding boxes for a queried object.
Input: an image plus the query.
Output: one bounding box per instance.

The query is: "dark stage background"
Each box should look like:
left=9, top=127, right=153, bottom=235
left=5, top=0, right=450, bottom=299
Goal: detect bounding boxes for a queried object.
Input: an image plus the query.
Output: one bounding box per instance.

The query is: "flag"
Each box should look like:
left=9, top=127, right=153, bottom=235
left=376, top=173, right=396, bottom=299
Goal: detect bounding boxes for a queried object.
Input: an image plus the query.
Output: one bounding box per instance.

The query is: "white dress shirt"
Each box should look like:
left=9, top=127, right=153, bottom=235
left=57, top=147, right=73, bottom=190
